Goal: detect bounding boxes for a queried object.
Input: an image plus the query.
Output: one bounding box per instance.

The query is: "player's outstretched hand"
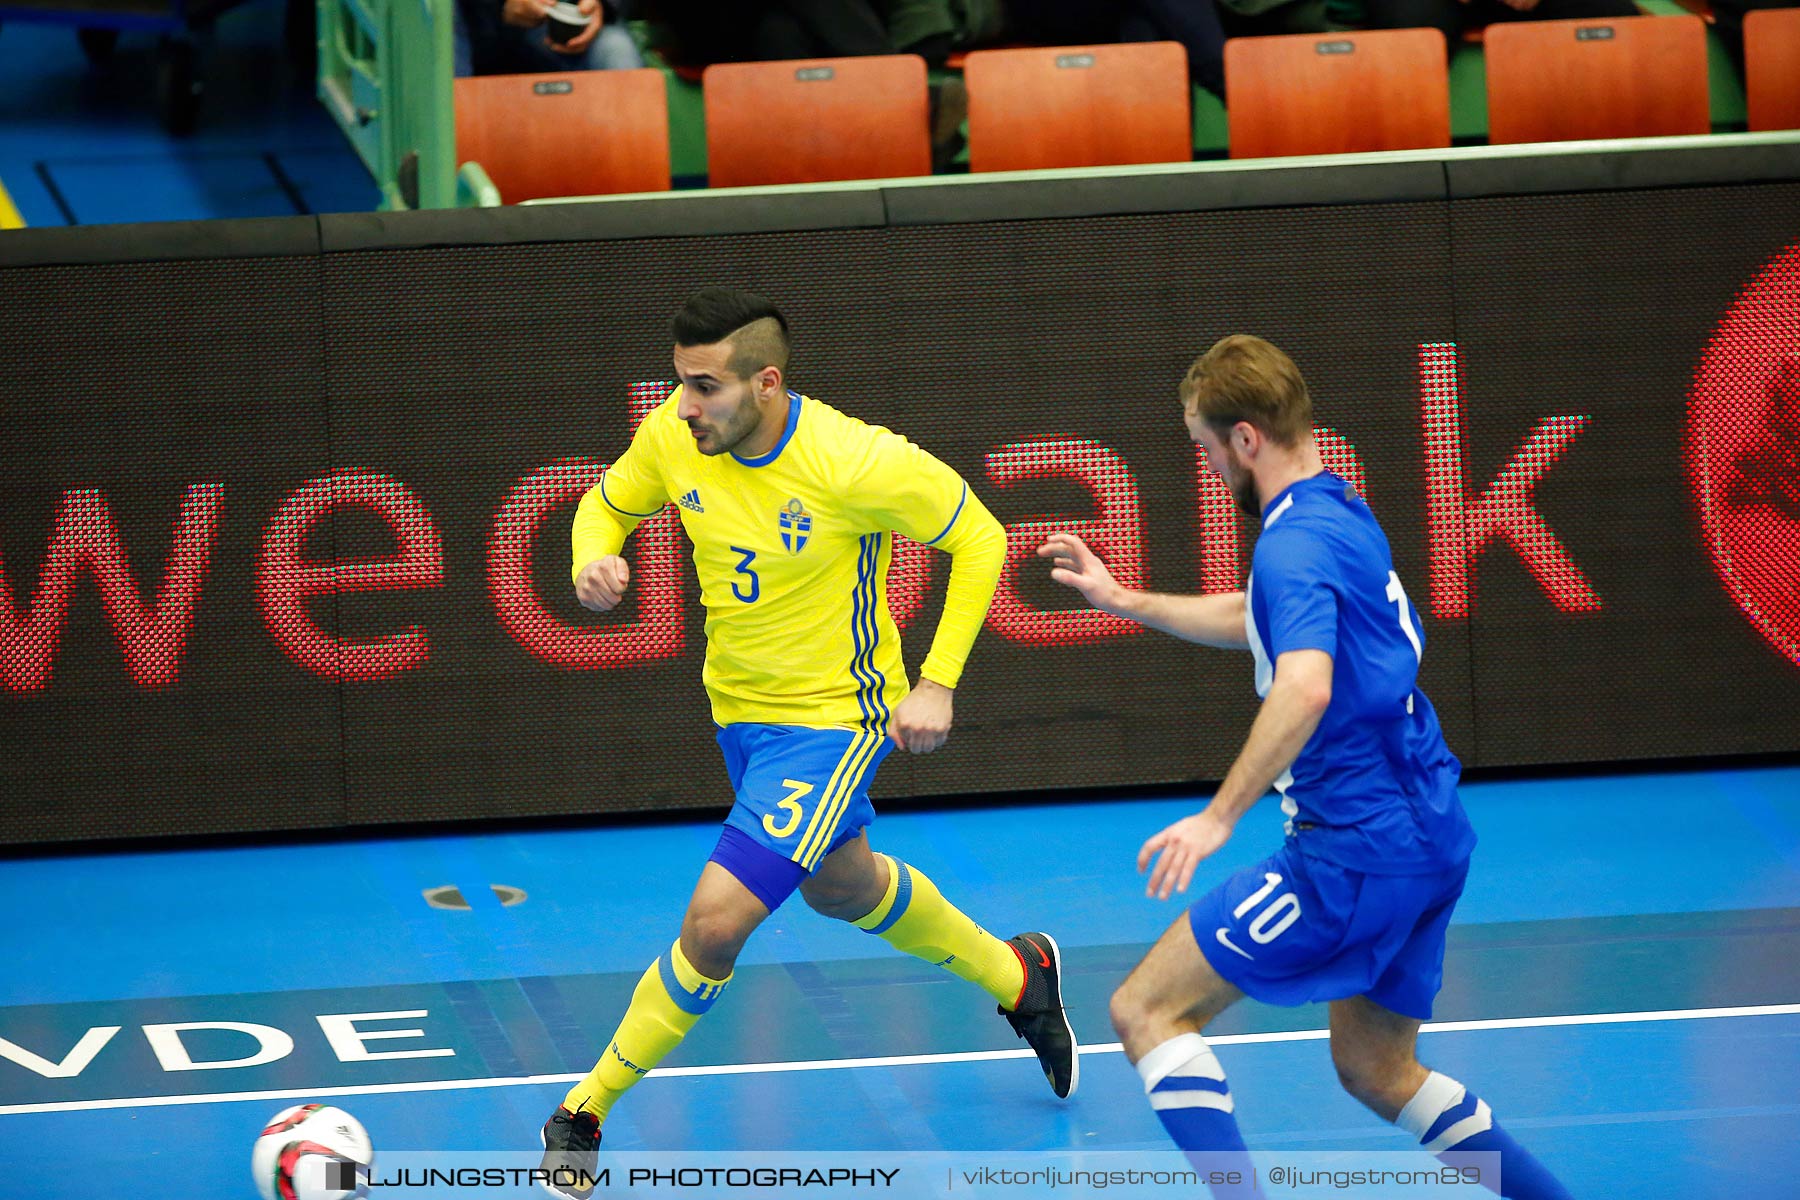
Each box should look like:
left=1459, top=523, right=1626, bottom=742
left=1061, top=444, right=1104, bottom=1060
left=1137, top=809, right=1235, bottom=900
left=889, top=678, right=953, bottom=755
left=575, top=555, right=631, bottom=612
left=1037, top=532, right=1123, bottom=613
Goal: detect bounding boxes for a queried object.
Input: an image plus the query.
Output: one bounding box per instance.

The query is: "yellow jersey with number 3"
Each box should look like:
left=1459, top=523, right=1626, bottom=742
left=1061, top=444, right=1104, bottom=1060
left=572, top=389, right=1005, bottom=729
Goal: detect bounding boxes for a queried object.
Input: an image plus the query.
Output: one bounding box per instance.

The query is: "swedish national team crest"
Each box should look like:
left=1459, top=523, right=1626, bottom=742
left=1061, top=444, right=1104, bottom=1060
left=778, top=498, right=812, bottom=554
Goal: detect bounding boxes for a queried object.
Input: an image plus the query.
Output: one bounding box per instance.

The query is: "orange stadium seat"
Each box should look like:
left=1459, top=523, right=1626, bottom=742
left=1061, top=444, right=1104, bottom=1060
left=453, top=70, right=671, bottom=202
left=962, top=42, right=1192, bottom=173
left=1484, top=14, right=1710, bottom=145
left=1223, top=29, right=1450, bottom=159
left=702, top=55, right=932, bottom=187
left=1745, top=8, right=1800, bottom=132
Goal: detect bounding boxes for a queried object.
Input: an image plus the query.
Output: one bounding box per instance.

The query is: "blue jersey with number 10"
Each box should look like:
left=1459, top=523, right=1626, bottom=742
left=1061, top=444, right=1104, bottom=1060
left=1246, top=471, right=1477, bottom=875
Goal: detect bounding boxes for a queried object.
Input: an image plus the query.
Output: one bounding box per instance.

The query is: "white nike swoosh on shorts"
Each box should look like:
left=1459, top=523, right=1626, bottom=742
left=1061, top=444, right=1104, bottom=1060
left=1214, top=928, right=1255, bottom=960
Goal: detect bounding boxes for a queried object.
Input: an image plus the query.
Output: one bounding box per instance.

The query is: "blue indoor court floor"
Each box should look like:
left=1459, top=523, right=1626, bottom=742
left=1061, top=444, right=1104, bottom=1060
left=2, top=762, right=1797, bottom=1199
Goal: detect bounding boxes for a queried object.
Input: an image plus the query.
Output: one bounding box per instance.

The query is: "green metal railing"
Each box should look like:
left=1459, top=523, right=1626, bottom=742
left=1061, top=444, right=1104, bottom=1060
left=316, top=0, right=497, bottom=209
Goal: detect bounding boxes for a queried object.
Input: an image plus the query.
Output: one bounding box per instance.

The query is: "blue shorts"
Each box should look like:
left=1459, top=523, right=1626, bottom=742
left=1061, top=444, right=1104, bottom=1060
left=708, top=723, right=892, bottom=912
left=1188, top=842, right=1470, bottom=1021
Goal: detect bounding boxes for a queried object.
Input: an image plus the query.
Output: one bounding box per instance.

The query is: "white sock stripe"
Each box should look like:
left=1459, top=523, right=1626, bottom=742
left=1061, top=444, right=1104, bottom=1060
left=1135, top=1033, right=1220, bottom=1094
left=1395, top=1070, right=1467, bottom=1140
left=1423, top=1100, right=1493, bottom=1154
left=1148, top=1089, right=1237, bottom=1114
left=1163, top=1057, right=1227, bottom=1083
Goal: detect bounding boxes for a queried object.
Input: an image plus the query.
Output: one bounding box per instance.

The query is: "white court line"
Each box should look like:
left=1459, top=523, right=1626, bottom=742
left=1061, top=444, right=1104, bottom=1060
left=3, top=1002, right=1796, bottom=1117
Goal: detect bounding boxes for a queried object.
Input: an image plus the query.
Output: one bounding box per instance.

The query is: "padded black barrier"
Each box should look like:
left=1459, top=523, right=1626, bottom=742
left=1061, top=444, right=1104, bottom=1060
left=880, top=159, right=1448, bottom=226
left=0, top=216, right=321, bottom=268
left=318, top=189, right=889, bottom=252
left=1445, top=138, right=1800, bottom=199
left=2, top=139, right=1797, bottom=844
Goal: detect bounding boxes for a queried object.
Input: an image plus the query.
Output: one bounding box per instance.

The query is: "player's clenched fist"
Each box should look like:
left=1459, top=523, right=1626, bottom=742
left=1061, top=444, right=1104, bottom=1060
left=889, top=677, right=954, bottom=754
left=575, top=555, right=631, bottom=611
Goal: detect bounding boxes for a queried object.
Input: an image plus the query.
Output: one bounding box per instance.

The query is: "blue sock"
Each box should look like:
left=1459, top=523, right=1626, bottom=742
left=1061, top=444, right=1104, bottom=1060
left=1136, top=1033, right=1263, bottom=1198
left=1396, top=1071, right=1574, bottom=1200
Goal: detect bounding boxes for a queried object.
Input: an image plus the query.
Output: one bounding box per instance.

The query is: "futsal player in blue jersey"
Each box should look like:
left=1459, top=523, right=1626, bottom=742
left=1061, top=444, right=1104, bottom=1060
left=537, top=290, right=1076, bottom=1198
left=1041, top=335, right=1573, bottom=1199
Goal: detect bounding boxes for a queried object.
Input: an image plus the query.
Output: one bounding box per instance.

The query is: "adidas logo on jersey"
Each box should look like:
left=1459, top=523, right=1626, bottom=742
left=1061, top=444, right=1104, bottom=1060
left=677, top=489, right=704, bottom=513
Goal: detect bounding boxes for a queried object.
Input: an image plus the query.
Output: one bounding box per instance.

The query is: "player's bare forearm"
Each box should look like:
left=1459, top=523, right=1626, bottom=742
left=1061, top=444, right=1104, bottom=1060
left=1209, top=649, right=1333, bottom=824
left=1136, top=649, right=1331, bottom=898
left=1040, top=532, right=1248, bottom=648
left=1112, top=589, right=1250, bottom=650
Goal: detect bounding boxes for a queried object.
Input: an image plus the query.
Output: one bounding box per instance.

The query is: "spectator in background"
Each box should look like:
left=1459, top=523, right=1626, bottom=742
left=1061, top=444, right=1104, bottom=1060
left=454, top=0, right=646, bottom=77
left=1360, top=0, right=1637, bottom=55
left=643, top=1, right=965, bottom=163
left=1120, top=1, right=1237, bottom=96
left=755, top=0, right=895, bottom=58
left=639, top=1, right=894, bottom=71
left=998, top=0, right=1120, bottom=45
left=880, top=0, right=1009, bottom=68
left=883, top=0, right=1345, bottom=102
left=1117, top=0, right=1348, bottom=98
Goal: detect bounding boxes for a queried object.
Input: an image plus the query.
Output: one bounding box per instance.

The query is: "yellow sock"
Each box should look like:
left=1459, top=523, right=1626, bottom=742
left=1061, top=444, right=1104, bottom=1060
left=853, top=854, right=1027, bottom=1010
left=562, top=939, right=731, bottom=1125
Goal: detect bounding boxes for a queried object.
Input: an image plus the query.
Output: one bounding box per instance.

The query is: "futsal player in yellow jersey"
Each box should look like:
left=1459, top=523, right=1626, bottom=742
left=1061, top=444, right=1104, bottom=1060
left=538, top=289, right=1076, bottom=1197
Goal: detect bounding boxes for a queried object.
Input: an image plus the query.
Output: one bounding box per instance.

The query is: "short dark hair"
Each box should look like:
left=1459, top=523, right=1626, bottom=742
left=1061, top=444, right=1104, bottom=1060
left=1179, top=334, right=1313, bottom=447
left=672, top=288, right=791, bottom=380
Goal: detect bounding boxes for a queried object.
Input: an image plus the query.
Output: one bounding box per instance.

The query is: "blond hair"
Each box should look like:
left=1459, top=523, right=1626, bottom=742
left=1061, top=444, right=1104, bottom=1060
left=1179, top=335, right=1312, bottom=447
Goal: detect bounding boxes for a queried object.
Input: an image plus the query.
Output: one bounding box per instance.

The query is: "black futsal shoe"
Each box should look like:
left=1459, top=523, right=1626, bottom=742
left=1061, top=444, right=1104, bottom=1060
left=1000, top=931, right=1079, bottom=1099
left=538, top=1106, right=602, bottom=1199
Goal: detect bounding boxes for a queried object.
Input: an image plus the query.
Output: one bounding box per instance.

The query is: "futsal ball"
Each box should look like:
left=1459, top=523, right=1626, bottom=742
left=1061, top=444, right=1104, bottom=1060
left=251, top=1103, right=374, bottom=1200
